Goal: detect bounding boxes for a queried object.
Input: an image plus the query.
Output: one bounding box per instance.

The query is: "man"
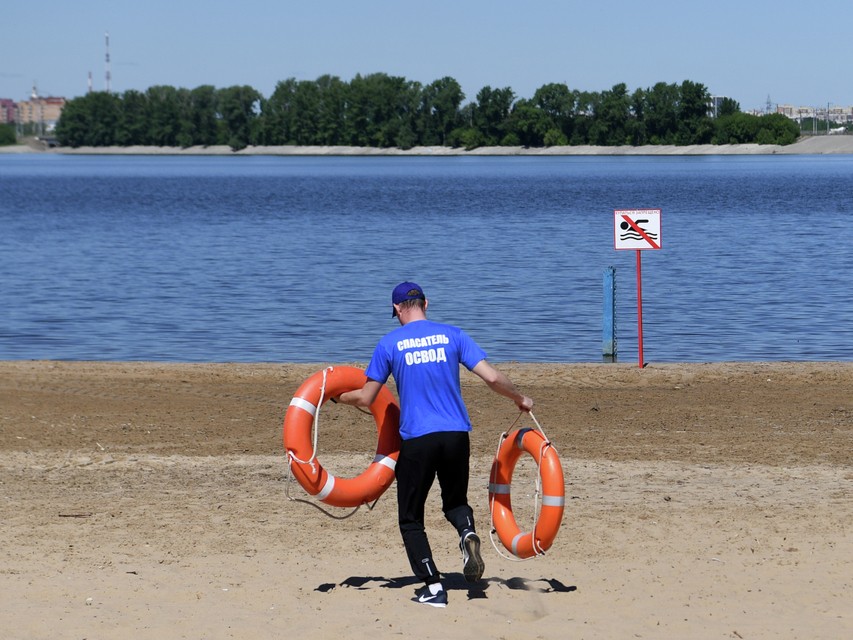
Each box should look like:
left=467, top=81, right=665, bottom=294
left=336, top=282, right=533, bottom=608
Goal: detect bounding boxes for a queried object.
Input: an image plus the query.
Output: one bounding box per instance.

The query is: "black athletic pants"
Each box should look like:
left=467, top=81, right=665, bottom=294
left=395, top=430, right=476, bottom=584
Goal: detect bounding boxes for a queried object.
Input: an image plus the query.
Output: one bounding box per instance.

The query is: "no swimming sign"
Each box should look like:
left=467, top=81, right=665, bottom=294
left=614, top=209, right=662, bottom=250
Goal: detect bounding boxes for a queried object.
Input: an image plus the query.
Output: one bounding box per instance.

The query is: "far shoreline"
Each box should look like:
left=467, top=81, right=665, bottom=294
left=3, top=135, right=853, bottom=156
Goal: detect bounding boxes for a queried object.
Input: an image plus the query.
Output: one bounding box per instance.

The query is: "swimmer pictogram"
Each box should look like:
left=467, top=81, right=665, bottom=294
left=619, top=219, right=658, bottom=242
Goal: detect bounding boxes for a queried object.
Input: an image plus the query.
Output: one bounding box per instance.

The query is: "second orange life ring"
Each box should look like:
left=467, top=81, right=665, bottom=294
left=489, top=427, right=565, bottom=558
left=283, top=366, right=400, bottom=507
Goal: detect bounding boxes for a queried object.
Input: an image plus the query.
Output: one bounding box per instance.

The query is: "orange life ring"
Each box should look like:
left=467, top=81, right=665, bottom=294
left=283, top=366, right=401, bottom=508
left=489, top=428, right=565, bottom=558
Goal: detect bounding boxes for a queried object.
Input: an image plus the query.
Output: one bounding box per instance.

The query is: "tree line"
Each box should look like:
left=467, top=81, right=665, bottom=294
left=54, top=74, right=800, bottom=150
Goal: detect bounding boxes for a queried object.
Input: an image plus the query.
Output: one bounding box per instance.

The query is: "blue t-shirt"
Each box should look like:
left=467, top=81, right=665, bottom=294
left=365, top=319, right=487, bottom=440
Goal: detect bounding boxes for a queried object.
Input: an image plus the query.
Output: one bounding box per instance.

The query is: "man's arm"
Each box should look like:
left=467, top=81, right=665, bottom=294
left=471, top=360, right=533, bottom=412
left=336, top=379, right=383, bottom=408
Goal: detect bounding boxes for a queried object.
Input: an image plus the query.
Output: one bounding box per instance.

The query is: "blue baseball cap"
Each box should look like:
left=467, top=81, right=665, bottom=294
left=391, top=282, right=425, bottom=317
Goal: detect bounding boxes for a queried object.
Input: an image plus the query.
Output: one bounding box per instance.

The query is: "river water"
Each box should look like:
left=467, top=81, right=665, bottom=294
left=1, top=153, right=851, bottom=363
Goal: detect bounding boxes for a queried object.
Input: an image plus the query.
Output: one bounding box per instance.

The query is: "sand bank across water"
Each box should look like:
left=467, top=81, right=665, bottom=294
left=4, top=135, right=853, bottom=156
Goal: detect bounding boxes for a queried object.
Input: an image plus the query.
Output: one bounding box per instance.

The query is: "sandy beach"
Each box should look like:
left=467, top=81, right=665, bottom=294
left=1, top=360, right=850, bottom=639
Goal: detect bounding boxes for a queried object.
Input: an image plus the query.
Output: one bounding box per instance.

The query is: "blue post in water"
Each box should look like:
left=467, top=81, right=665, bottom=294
left=603, top=266, right=616, bottom=362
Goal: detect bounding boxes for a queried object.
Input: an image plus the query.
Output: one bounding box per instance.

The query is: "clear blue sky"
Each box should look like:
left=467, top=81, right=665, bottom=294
left=4, top=0, right=851, bottom=111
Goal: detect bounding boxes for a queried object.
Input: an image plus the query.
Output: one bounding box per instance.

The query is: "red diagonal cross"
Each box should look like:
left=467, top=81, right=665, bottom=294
left=622, top=214, right=660, bottom=249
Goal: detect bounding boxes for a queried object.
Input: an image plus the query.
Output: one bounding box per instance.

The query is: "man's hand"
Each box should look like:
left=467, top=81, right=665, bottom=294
left=517, top=395, right=534, bottom=412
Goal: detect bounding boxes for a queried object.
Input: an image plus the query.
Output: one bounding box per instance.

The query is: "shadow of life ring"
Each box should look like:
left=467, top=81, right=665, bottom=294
left=283, top=366, right=401, bottom=508
left=489, top=427, right=565, bottom=558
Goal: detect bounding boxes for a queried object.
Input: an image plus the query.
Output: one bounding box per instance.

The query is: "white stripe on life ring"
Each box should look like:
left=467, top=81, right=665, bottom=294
left=316, top=473, right=336, bottom=500
left=511, top=532, right=525, bottom=557
left=488, top=482, right=511, bottom=495
left=289, top=396, right=317, bottom=417
left=374, top=454, right=397, bottom=471
left=542, top=494, right=565, bottom=507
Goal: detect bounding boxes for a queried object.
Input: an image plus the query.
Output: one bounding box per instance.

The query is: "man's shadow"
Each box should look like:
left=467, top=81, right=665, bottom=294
left=317, top=572, right=576, bottom=599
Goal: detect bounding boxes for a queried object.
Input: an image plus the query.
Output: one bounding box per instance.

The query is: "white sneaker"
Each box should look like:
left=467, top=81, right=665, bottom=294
left=413, top=583, right=448, bottom=607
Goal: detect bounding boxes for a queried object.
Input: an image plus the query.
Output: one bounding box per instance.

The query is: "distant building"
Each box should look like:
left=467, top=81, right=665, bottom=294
left=0, top=98, right=16, bottom=124
left=828, top=105, right=853, bottom=124
left=709, top=96, right=727, bottom=117
left=16, top=95, right=66, bottom=132
left=776, top=104, right=853, bottom=125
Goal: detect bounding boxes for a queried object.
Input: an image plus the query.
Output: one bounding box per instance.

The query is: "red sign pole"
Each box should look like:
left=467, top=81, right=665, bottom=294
left=635, top=249, right=644, bottom=368
left=614, top=209, right=660, bottom=369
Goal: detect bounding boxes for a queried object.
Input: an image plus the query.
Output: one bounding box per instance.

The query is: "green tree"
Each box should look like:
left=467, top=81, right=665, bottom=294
left=55, top=92, right=120, bottom=146
left=145, top=86, right=181, bottom=146
left=0, top=122, right=17, bottom=145
left=216, top=85, right=261, bottom=150
left=418, top=76, right=465, bottom=146
left=472, top=86, right=515, bottom=145
left=677, top=80, right=713, bottom=144
left=644, top=82, right=679, bottom=144
left=718, top=97, right=740, bottom=117
left=88, top=91, right=121, bottom=145
left=190, top=85, right=219, bottom=146
left=314, top=74, right=348, bottom=145
left=55, top=96, right=90, bottom=146
left=532, top=82, right=575, bottom=141
left=390, top=81, right=421, bottom=149
left=376, top=75, right=421, bottom=149
left=345, top=73, right=420, bottom=148
left=260, top=78, right=298, bottom=145
left=291, top=80, right=321, bottom=145
left=570, top=90, right=599, bottom=144
left=505, top=99, right=551, bottom=147
left=447, top=103, right=484, bottom=149
left=755, top=112, right=800, bottom=144
left=344, top=74, right=373, bottom=146
left=116, top=90, right=149, bottom=145
left=713, top=112, right=760, bottom=143
left=628, top=87, right=648, bottom=145
left=591, top=83, right=632, bottom=145
left=543, top=128, right=568, bottom=146
left=174, top=88, right=196, bottom=148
